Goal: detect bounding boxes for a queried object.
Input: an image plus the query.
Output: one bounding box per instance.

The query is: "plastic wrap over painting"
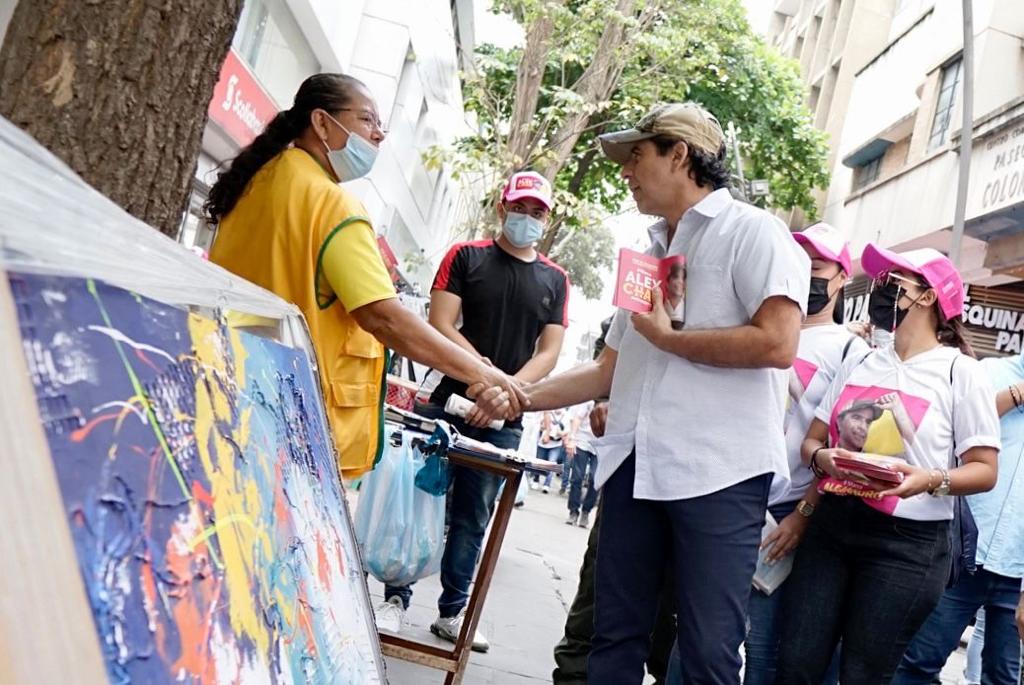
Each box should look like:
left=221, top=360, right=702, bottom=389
left=9, top=271, right=386, bottom=684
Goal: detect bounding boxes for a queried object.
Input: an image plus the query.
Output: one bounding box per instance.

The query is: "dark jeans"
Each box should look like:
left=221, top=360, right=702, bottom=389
left=742, top=502, right=840, bottom=685
left=776, top=495, right=951, bottom=684
left=589, top=454, right=770, bottom=685
left=893, top=566, right=1023, bottom=685
left=568, top=448, right=598, bottom=516
left=384, top=402, right=522, bottom=617
left=552, top=501, right=676, bottom=685
left=536, top=444, right=564, bottom=488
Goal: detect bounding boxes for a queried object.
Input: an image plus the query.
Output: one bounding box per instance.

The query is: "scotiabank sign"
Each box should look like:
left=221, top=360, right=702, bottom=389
left=208, top=49, right=278, bottom=147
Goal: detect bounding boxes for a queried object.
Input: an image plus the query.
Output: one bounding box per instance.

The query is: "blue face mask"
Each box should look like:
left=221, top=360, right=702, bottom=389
left=502, top=211, right=545, bottom=248
left=322, top=113, right=378, bottom=182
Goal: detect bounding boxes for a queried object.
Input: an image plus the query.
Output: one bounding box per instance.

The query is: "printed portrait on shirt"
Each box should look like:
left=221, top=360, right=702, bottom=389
left=829, top=386, right=931, bottom=458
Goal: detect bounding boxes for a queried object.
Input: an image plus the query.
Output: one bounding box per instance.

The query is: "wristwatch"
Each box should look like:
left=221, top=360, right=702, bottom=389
left=796, top=500, right=815, bottom=517
left=929, top=469, right=952, bottom=497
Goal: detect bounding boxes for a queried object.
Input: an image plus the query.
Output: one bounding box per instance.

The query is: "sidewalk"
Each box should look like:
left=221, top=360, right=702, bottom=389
left=368, top=482, right=590, bottom=684
left=368, top=483, right=970, bottom=684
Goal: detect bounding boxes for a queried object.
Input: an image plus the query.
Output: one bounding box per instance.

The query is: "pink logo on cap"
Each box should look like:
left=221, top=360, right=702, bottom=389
left=503, top=171, right=553, bottom=209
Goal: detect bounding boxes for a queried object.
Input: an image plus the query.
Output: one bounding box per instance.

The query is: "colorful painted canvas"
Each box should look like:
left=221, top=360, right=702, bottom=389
left=9, top=272, right=386, bottom=684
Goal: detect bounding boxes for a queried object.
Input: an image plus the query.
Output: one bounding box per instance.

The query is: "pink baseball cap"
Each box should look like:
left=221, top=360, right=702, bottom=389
left=861, top=244, right=965, bottom=322
left=502, top=171, right=553, bottom=209
left=793, top=222, right=852, bottom=275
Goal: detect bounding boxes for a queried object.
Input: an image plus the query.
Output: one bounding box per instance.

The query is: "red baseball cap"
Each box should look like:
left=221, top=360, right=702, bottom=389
left=502, top=171, right=553, bottom=209
left=862, top=244, right=965, bottom=322
left=793, top=223, right=852, bottom=275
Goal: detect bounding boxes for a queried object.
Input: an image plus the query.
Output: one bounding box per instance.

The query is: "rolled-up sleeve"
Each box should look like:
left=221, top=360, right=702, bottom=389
left=732, top=215, right=810, bottom=320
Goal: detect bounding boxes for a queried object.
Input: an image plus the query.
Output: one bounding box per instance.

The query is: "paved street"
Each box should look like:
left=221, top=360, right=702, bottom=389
left=369, top=482, right=970, bottom=684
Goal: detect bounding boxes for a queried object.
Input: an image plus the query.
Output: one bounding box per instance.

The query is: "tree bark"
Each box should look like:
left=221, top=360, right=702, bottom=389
left=0, top=0, right=243, bottom=237
left=537, top=146, right=599, bottom=254
left=506, top=1, right=563, bottom=167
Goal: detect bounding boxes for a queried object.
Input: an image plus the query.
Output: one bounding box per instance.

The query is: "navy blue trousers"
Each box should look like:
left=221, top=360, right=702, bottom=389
left=589, top=453, right=770, bottom=685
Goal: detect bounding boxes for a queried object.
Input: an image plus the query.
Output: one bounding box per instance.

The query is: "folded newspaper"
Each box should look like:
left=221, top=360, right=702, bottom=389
left=752, top=514, right=794, bottom=595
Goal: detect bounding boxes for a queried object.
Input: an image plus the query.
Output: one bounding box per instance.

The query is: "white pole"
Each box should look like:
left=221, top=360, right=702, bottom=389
left=950, top=0, right=974, bottom=267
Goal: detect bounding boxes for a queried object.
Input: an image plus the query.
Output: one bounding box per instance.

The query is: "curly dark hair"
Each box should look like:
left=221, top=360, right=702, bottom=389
left=204, top=73, right=367, bottom=224
left=650, top=134, right=731, bottom=190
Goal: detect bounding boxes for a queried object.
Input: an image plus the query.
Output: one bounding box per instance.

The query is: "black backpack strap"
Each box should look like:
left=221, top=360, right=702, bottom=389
left=841, top=335, right=856, bottom=362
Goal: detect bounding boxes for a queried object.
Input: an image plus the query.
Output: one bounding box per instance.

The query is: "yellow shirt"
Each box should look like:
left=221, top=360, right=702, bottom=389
left=210, top=147, right=396, bottom=477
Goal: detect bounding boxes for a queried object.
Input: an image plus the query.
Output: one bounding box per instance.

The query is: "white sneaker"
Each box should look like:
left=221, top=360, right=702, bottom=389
left=578, top=511, right=590, bottom=529
left=566, top=513, right=579, bottom=526
left=430, top=613, right=490, bottom=653
left=375, top=596, right=406, bottom=634
left=542, top=485, right=550, bottom=494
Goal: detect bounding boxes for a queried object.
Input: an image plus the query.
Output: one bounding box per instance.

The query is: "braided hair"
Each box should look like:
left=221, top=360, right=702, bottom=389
left=936, top=309, right=975, bottom=358
left=204, top=73, right=367, bottom=224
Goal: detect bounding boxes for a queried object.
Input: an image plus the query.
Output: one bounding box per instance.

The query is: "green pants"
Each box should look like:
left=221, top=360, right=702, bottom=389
left=551, top=502, right=676, bottom=684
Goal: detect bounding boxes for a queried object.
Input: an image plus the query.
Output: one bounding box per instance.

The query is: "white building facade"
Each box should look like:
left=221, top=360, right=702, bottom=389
left=821, top=0, right=1024, bottom=356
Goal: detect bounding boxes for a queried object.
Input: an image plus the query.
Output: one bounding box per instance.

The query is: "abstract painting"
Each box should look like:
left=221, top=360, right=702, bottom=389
left=9, top=272, right=385, bottom=684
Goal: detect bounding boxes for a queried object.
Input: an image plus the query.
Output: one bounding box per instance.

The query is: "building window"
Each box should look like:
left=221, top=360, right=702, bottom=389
left=854, top=155, right=883, bottom=190
left=928, top=58, right=962, bottom=151
left=232, top=0, right=320, bottom=108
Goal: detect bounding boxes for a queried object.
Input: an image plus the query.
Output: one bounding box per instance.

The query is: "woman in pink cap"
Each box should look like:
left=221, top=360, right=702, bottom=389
left=775, top=245, right=1000, bottom=683
left=742, top=223, right=868, bottom=685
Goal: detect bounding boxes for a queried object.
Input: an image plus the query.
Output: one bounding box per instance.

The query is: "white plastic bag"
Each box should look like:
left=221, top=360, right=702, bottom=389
left=355, top=435, right=445, bottom=586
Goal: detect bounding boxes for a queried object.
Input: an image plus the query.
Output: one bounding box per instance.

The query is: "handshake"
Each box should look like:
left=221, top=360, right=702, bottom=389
left=461, top=365, right=531, bottom=429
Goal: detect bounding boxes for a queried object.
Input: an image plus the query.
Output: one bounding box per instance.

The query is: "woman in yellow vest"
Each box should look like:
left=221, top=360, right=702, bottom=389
left=205, top=73, right=523, bottom=479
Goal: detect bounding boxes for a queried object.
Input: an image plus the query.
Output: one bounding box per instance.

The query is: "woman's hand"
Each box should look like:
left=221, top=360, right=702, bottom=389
left=631, top=288, right=672, bottom=349
left=876, top=463, right=938, bottom=499
left=814, top=447, right=872, bottom=483
left=762, top=511, right=810, bottom=564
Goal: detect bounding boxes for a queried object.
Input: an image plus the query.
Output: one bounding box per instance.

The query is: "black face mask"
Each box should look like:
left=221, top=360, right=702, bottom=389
left=868, top=281, right=910, bottom=332
left=807, top=276, right=835, bottom=316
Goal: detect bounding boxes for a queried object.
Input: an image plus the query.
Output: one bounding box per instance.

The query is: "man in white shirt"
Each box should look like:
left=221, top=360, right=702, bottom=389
left=481, top=102, right=809, bottom=683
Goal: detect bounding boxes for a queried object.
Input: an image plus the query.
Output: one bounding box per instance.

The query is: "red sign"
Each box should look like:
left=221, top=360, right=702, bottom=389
left=377, top=236, right=403, bottom=284
left=208, top=49, right=278, bottom=147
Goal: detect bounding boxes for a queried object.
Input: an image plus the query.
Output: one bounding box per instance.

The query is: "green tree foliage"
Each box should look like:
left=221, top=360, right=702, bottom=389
left=427, top=0, right=830, bottom=297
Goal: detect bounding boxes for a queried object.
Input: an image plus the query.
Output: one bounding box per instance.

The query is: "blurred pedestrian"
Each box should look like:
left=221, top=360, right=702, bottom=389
left=565, top=402, right=599, bottom=528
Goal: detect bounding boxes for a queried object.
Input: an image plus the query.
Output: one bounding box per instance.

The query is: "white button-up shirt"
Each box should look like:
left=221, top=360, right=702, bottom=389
left=597, top=189, right=810, bottom=500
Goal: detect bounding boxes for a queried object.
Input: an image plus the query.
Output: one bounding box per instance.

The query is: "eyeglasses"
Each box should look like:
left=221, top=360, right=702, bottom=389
left=873, top=272, right=928, bottom=290
left=338, top=108, right=387, bottom=135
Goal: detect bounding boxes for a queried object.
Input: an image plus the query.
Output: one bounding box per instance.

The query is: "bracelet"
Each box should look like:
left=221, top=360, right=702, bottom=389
left=810, top=446, right=828, bottom=479
left=925, top=469, right=939, bottom=493
left=1011, top=385, right=1024, bottom=414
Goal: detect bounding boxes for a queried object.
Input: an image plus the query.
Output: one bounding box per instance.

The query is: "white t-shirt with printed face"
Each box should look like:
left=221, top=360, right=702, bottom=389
left=814, top=344, right=1000, bottom=521
left=780, top=325, right=870, bottom=504
left=600, top=189, right=810, bottom=501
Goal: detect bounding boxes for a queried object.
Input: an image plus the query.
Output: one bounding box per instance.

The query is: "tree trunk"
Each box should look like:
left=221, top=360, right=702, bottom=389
left=0, top=0, right=243, bottom=237
left=537, top=146, right=599, bottom=254
left=507, top=0, right=562, bottom=167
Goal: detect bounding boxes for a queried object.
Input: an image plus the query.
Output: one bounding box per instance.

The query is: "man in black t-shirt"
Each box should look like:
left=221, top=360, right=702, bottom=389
left=374, top=171, right=570, bottom=651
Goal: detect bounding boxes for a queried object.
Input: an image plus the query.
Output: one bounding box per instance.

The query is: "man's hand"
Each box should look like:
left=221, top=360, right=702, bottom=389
left=631, top=288, right=672, bottom=349
left=564, top=438, right=576, bottom=458
left=762, top=511, right=810, bottom=564
left=466, top=368, right=528, bottom=427
left=590, top=402, right=609, bottom=437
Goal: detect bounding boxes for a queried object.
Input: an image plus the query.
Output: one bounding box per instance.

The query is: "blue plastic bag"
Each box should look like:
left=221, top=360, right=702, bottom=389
left=354, top=434, right=445, bottom=586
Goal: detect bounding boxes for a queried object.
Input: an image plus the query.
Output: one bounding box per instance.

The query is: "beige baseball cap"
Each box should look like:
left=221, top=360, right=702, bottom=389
left=598, top=102, right=725, bottom=164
